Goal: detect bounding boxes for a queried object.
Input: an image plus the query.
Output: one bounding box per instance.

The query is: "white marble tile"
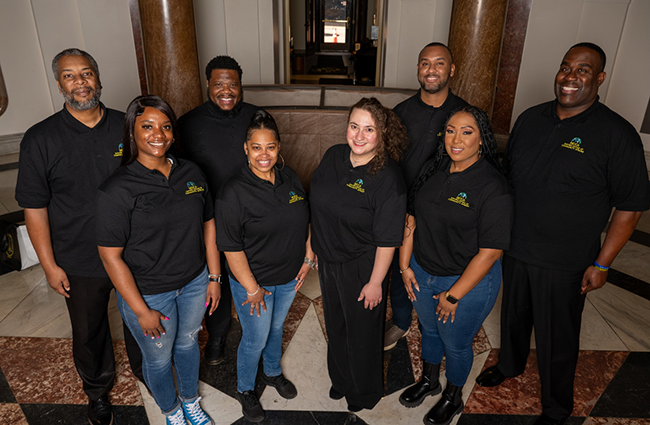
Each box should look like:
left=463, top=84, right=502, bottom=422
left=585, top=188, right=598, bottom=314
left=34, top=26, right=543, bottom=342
left=108, top=290, right=124, bottom=340
left=139, top=380, right=241, bottom=425
left=297, top=269, right=321, bottom=300
left=0, top=264, right=45, bottom=323
left=0, top=273, right=71, bottom=338
left=357, top=350, right=490, bottom=425
left=609, top=239, right=650, bottom=284
left=482, top=285, right=502, bottom=349
left=588, top=283, right=650, bottom=351
left=578, top=297, right=628, bottom=351
left=259, top=303, right=347, bottom=412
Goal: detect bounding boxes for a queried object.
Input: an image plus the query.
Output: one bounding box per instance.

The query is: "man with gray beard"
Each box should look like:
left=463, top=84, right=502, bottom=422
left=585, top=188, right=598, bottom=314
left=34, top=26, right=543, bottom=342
left=16, top=48, right=142, bottom=425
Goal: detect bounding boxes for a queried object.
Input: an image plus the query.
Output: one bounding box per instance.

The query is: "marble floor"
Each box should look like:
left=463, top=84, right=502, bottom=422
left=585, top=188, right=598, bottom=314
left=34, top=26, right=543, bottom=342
left=1, top=154, right=649, bottom=425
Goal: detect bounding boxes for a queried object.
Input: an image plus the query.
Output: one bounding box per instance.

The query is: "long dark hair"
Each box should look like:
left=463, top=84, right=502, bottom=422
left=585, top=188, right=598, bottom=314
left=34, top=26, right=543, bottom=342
left=246, top=110, right=280, bottom=143
left=407, top=105, right=507, bottom=214
left=121, top=95, right=180, bottom=166
left=348, top=97, right=408, bottom=176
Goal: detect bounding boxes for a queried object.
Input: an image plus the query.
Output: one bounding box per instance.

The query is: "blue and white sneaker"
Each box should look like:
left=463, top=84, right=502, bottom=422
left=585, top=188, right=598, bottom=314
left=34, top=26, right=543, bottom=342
left=182, top=396, right=214, bottom=425
left=165, top=406, right=186, bottom=425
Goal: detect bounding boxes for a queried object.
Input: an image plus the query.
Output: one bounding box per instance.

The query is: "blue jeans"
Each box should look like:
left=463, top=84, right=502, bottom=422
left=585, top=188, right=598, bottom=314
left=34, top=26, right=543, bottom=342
left=410, top=255, right=501, bottom=386
left=118, top=267, right=208, bottom=414
left=230, top=278, right=297, bottom=392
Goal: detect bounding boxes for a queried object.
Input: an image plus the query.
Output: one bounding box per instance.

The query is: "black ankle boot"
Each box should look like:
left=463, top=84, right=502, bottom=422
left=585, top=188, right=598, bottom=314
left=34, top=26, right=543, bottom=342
left=423, top=383, right=463, bottom=425
left=399, top=362, right=441, bottom=407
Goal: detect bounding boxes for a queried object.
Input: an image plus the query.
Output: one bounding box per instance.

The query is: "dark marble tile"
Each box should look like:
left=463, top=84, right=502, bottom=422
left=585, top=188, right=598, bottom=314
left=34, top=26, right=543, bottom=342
left=282, top=292, right=311, bottom=353
left=20, top=403, right=147, bottom=425
left=573, top=351, right=628, bottom=417
left=312, top=296, right=328, bottom=342
left=584, top=418, right=650, bottom=424
left=384, top=335, right=416, bottom=396
left=629, top=229, right=650, bottom=249
left=458, top=414, right=585, bottom=425
left=0, top=367, right=16, bottom=403
left=607, top=269, right=650, bottom=302
left=590, top=352, right=650, bottom=418
left=0, top=403, right=27, bottom=425
left=231, top=410, right=366, bottom=425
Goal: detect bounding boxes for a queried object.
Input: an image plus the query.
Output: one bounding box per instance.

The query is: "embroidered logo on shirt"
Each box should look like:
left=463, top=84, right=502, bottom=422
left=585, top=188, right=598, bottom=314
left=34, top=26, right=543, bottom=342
left=448, top=192, right=470, bottom=208
left=347, top=179, right=365, bottom=193
left=561, top=137, right=584, bottom=154
left=185, top=181, right=205, bottom=195
left=437, top=131, right=443, bottom=137
left=289, top=191, right=304, bottom=204
left=113, top=143, right=123, bottom=157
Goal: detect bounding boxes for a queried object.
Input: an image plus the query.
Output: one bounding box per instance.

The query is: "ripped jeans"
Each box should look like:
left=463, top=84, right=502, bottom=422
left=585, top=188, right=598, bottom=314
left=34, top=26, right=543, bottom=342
left=117, top=266, right=208, bottom=413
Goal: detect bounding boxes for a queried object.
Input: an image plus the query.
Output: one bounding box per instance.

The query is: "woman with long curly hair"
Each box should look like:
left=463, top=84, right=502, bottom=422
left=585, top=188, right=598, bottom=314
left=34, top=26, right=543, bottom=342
left=398, top=106, right=512, bottom=425
left=310, top=97, right=408, bottom=412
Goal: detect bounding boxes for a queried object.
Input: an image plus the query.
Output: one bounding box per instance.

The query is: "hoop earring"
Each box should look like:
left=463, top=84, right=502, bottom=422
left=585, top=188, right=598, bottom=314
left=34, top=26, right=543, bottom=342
left=276, top=154, right=285, bottom=170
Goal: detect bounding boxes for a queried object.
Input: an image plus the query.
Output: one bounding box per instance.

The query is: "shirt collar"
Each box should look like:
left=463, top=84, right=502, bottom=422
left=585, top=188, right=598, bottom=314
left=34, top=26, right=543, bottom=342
left=443, top=155, right=487, bottom=179
left=415, top=89, right=457, bottom=112
left=546, top=95, right=601, bottom=123
left=60, top=102, right=111, bottom=133
left=242, top=162, right=285, bottom=186
left=127, top=152, right=180, bottom=177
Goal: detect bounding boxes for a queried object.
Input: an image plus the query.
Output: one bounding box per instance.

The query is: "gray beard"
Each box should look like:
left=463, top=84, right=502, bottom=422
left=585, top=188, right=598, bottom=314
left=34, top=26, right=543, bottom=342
left=63, top=86, right=102, bottom=111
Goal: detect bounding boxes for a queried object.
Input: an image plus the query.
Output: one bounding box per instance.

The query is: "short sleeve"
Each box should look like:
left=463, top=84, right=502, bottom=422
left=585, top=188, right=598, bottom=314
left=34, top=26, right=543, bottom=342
left=15, top=133, right=52, bottom=208
left=477, top=192, right=513, bottom=250
left=215, top=185, right=245, bottom=251
left=606, top=127, right=650, bottom=211
left=371, top=168, right=407, bottom=247
left=95, top=186, right=132, bottom=248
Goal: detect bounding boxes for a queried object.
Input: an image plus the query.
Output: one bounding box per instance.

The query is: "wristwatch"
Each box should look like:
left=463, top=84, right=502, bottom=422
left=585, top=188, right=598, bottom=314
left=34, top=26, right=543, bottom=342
left=446, top=291, right=459, bottom=304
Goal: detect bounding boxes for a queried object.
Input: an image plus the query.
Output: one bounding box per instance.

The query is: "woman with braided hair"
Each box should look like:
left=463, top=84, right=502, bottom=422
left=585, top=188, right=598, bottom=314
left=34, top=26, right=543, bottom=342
left=398, top=106, right=513, bottom=425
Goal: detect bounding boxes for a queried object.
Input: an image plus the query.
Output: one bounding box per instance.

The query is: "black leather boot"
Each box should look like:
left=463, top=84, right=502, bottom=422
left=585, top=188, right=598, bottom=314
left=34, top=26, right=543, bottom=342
left=423, top=383, right=463, bottom=425
left=399, top=362, right=442, bottom=407
left=204, top=336, right=226, bottom=365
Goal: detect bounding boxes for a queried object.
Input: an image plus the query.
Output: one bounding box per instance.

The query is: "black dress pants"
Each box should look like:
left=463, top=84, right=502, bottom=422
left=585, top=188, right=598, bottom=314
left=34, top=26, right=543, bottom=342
left=497, top=254, right=586, bottom=421
left=204, top=252, right=231, bottom=338
left=65, top=275, right=143, bottom=400
left=319, top=250, right=388, bottom=410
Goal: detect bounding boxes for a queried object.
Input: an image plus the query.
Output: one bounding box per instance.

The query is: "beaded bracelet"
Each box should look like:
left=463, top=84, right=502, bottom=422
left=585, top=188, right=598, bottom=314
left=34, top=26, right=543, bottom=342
left=593, top=261, right=610, bottom=272
left=304, top=257, right=316, bottom=270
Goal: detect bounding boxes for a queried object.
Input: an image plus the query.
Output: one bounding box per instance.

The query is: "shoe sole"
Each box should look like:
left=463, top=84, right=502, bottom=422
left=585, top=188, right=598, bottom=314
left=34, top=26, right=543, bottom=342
left=204, top=356, right=225, bottom=366
left=398, top=385, right=442, bottom=408
left=422, top=402, right=464, bottom=425
left=88, top=413, right=113, bottom=425
left=261, top=377, right=297, bottom=399
left=383, top=328, right=410, bottom=351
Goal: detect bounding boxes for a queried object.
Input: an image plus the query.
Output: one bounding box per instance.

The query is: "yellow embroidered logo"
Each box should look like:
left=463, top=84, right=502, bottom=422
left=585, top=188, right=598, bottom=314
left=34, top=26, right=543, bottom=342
left=561, top=137, right=584, bottom=154
left=448, top=192, right=470, bottom=208
left=185, top=181, right=205, bottom=195
left=289, top=191, right=304, bottom=204
left=5, top=234, right=14, bottom=258
left=347, top=179, right=365, bottom=193
left=113, top=143, right=124, bottom=157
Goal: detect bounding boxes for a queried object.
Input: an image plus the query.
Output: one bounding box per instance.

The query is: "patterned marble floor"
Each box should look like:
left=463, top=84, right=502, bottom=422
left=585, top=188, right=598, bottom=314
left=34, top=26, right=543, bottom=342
left=1, top=156, right=650, bottom=425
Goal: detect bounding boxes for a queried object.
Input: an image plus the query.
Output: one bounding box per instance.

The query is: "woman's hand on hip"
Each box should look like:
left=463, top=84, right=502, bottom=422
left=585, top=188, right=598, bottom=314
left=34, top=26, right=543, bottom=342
left=294, top=263, right=312, bottom=292
left=433, top=291, right=458, bottom=324
left=137, top=309, right=169, bottom=339
left=401, top=268, right=419, bottom=302
left=243, top=286, right=272, bottom=317
left=358, top=282, right=382, bottom=310
left=206, top=281, right=221, bottom=316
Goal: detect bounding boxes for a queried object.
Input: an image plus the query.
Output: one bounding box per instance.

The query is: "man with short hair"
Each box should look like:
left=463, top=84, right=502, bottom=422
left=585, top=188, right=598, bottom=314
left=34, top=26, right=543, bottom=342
left=16, top=48, right=142, bottom=425
left=178, top=55, right=260, bottom=367
left=385, top=42, right=468, bottom=355
left=475, top=42, right=649, bottom=425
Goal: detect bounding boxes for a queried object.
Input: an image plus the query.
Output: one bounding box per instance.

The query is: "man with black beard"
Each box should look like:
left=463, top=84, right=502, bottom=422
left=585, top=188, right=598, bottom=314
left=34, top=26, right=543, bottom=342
left=16, top=48, right=142, bottom=425
left=178, top=56, right=260, bottom=365
left=384, top=43, right=468, bottom=356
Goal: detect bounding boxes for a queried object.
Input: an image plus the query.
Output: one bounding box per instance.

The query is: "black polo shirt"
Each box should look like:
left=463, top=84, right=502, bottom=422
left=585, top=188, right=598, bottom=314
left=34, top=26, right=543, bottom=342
left=95, top=155, right=213, bottom=295
left=504, top=98, right=650, bottom=271
left=394, top=90, right=468, bottom=188
left=178, top=101, right=260, bottom=192
left=15, top=103, right=124, bottom=277
left=216, top=165, right=309, bottom=287
left=413, top=157, right=513, bottom=276
left=310, top=144, right=407, bottom=263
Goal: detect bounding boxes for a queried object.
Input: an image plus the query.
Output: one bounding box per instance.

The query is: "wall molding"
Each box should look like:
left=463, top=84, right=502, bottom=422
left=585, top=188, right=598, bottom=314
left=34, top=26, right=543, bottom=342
left=0, top=133, right=21, bottom=156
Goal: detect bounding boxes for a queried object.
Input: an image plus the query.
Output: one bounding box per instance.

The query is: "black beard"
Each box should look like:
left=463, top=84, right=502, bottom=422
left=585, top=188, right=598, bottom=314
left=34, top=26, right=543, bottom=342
left=208, top=91, right=244, bottom=118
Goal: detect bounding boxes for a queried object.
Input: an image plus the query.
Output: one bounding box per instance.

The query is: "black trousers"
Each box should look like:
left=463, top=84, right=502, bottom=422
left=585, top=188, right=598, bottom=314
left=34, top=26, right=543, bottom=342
left=497, top=254, right=586, bottom=421
left=204, top=252, right=232, bottom=338
left=65, top=275, right=143, bottom=400
left=319, top=250, right=388, bottom=409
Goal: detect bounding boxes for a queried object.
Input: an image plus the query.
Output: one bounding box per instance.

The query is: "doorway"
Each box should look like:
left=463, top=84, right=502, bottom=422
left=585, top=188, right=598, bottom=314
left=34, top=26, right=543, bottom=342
left=288, top=0, right=383, bottom=86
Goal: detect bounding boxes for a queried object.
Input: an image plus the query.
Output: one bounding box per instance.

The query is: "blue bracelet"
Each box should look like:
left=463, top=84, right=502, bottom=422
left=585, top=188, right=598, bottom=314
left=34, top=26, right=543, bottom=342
left=593, top=261, right=610, bottom=271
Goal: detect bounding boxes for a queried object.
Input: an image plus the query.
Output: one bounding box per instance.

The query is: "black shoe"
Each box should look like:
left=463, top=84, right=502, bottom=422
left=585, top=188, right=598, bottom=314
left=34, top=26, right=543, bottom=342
left=534, top=414, right=566, bottom=425
left=236, top=390, right=266, bottom=423
left=88, top=396, right=113, bottom=425
left=261, top=373, right=298, bottom=399
left=348, top=404, right=363, bottom=412
left=204, top=336, right=225, bottom=365
left=423, top=383, right=463, bottom=425
left=475, top=365, right=507, bottom=387
left=329, top=386, right=344, bottom=400
left=399, top=361, right=442, bottom=407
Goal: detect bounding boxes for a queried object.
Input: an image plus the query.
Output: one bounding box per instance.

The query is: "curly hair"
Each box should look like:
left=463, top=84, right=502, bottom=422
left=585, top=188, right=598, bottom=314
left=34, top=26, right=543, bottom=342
left=407, top=105, right=507, bottom=214
left=348, top=97, right=408, bottom=176
left=205, top=55, right=243, bottom=81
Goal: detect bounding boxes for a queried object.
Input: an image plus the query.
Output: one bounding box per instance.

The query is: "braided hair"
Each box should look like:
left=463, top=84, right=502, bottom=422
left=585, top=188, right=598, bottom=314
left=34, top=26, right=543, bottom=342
left=407, top=105, right=507, bottom=215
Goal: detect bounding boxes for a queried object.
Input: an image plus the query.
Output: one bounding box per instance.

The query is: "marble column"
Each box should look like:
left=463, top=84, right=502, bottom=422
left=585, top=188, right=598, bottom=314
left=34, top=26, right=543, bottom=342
left=448, top=0, right=508, bottom=116
left=137, top=0, right=203, bottom=117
